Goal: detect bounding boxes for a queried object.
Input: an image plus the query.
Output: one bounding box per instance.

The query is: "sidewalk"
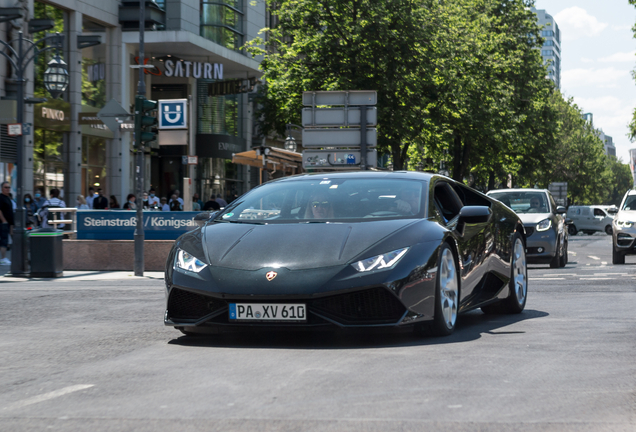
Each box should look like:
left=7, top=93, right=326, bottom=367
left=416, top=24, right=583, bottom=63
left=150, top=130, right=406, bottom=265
left=0, top=250, right=164, bottom=281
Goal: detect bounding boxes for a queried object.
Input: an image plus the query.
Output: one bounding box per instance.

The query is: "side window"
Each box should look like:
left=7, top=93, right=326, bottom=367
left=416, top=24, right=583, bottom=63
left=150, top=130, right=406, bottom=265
left=548, top=193, right=557, bottom=212
left=433, top=182, right=463, bottom=223
left=593, top=208, right=605, bottom=217
left=452, top=184, right=491, bottom=207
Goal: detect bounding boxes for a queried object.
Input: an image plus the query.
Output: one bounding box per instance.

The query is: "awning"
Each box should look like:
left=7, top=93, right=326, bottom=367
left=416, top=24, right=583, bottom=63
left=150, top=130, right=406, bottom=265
left=232, top=147, right=303, bottom=176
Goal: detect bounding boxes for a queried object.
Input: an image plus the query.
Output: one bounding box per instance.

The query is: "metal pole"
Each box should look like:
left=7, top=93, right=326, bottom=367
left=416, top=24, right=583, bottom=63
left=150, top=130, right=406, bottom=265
left=10, top=32, right=27, bottom=276
left=134, top=1, right=146, bottom=276
left=360, top=105, right=367, bottom=171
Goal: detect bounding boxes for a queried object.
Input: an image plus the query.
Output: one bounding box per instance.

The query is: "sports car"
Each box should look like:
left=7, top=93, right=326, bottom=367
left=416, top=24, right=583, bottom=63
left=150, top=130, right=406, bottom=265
left=164, top=171, right=528, bottom=337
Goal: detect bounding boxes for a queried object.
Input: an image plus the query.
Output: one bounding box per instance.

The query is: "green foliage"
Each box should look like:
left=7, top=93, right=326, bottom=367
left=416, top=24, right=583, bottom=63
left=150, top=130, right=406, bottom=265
left=247, top=0, right=627, bottom=204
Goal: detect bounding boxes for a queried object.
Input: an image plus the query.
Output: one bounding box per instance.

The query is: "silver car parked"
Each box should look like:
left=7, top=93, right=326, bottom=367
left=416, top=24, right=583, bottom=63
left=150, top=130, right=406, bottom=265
left=612, top=189, right=636, bottom=264
left=487, top=188, right=568, bottom=268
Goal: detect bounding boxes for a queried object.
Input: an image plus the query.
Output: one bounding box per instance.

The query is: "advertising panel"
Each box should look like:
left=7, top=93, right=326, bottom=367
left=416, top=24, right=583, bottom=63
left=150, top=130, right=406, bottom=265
left=76, top=211, right=200, bottom=240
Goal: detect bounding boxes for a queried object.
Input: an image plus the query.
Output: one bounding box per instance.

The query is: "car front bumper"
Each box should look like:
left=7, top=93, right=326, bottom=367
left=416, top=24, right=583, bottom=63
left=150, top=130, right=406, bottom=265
left=524, top=225, right=558, bottom=263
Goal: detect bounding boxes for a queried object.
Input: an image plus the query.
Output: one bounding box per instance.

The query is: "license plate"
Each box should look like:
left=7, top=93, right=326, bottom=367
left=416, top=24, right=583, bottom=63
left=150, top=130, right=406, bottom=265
left=229, top=303, right=307, bottom=322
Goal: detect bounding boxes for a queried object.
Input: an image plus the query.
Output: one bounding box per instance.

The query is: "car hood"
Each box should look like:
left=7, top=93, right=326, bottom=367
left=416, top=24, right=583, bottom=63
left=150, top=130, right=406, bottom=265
left=201, top=219, right=420, bottom=270
left=518, top=213, right=552, bottom=224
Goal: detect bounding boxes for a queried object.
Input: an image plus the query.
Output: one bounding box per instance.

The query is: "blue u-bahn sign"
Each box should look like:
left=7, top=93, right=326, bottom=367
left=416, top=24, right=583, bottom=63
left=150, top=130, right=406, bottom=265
left=77, top=211, right=200, bottom=240
left=158, top=99, right=187, bottom=129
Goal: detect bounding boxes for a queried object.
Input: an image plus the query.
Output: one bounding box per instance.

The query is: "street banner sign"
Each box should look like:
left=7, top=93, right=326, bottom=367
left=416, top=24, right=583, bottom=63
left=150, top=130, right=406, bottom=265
left=303, top=90, right=377, bottom=106
left=302, top=107, right=377, bottom=127
left=97, top=98, right=131, bottom=132
left=302, top=128, right=377, bottom=147
left=158, top=99, right=187, bottom=129
left=303, top=149, right=377, bottom=169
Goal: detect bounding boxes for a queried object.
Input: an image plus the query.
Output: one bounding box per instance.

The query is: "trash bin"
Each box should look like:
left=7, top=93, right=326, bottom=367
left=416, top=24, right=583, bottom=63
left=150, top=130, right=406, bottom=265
left=29, top=228, right=64, bottom=277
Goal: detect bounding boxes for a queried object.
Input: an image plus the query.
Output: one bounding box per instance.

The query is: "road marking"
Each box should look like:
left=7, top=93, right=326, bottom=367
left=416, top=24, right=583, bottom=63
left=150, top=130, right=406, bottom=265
left=580, top=278, right=615, bottom=280
left=568, top=251, right=577, bottom=256
left=530, top=277, right=565, bottom=280
left=593, top=273, right=629, bottom=276
left=588, top=256, right=601, bottom=260
left=3, top=384, right=94, bottom=410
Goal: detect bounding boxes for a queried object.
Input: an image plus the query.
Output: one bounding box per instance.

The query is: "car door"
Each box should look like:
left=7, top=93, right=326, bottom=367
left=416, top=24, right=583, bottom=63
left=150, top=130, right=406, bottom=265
left=434, top=180, right=489, bottom=304
left=579, top=207, right=592, bottom=230
left=592, top=208, right=606, bottom=231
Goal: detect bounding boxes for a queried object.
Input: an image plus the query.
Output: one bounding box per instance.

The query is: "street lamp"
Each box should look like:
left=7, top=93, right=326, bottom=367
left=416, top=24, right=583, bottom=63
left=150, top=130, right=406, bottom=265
left=285, top=123, right=302, bottom=152
left=43, top=55, right=69, bottom=99
left=0, top=30, right=66, bottom=276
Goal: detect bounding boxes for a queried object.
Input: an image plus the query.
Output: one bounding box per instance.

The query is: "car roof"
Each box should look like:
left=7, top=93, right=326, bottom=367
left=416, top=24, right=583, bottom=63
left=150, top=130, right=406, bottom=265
left=272, top=170, right=440, bottom=183
left=487, top=188, right=550, bottom=194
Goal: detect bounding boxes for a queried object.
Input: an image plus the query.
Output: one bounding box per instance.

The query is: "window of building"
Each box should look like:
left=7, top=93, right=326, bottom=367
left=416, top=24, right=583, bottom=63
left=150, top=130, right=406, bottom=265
left=200, top=1, right=244, bottom=51
left=541, top=30, right=554, bottom=37
left=541, top=50, right=554, bottom=56
left=543, top=40, right=554, bottom=46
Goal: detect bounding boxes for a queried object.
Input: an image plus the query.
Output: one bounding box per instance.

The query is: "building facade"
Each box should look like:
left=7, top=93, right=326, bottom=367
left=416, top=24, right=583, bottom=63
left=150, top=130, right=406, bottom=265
left=0, top=0, right=265, bottom=208
left=533, top=8, right=561, bottom=89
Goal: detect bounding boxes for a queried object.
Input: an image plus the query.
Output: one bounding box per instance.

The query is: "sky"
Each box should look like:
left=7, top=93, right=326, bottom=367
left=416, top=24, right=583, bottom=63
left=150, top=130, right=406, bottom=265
left=534, top=0, right=636, bottom=163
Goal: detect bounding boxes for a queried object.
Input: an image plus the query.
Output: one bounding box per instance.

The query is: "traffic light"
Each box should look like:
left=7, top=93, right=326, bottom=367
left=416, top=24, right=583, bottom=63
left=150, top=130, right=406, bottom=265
left=134, top=95, right=157, bottom=147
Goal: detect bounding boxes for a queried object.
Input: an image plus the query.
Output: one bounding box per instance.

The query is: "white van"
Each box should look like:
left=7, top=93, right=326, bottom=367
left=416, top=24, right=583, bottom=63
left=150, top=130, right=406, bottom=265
left=566, top=205, right=614, bottom=235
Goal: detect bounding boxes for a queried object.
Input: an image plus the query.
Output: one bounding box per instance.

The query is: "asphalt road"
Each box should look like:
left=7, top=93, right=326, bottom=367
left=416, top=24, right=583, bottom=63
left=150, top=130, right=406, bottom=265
left=0, top=233, right=634, bottom=432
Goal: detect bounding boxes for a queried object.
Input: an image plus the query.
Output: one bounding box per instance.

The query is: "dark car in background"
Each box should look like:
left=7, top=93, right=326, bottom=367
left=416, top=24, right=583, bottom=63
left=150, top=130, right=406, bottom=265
left=165, top=172, right=528, bottom=337
left=487, top=188, right=567, bottom=268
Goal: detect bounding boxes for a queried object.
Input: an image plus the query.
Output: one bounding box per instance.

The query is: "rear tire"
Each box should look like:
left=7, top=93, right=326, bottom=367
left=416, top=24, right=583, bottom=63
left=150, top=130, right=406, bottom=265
left=612, top=247, right=625, bottom=265
left=482, top=234, right=527, bottom=315
left=568, top=225, right=577, bottom=236
left=429, top=243, right=460, bottom=336
left=605, top=225, right=613, bottom=235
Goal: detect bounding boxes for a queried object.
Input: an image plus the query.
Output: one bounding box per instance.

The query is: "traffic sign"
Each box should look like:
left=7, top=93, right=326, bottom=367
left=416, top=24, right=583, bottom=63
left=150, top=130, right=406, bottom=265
left=302, top=128, right=377, bottom=147
left=302, top=107, right=377, bottom=127
left=97, top=98, right=131, bottom=132
left=7, top=123, right=22, bottom=136
left=303, top=90, right=377, bottom=106
left=303, top=149, right=377, bottom=169
left=158, top=99, right=187, bottom=129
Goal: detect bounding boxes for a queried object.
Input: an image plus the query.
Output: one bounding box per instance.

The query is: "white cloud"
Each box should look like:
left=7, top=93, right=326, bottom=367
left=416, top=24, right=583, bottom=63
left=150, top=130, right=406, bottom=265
left=562, top=67, right=630, bottom=88
left=580, top=57, right=594, bottom=63
left=598, top=51, right=636, bottom=63
left=554, top=7, right=608, bottom=41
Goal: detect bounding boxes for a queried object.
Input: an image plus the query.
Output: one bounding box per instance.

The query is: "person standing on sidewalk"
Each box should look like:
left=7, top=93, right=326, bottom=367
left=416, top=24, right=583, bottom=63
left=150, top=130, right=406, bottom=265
left=0, top=182, right=14, bottom=265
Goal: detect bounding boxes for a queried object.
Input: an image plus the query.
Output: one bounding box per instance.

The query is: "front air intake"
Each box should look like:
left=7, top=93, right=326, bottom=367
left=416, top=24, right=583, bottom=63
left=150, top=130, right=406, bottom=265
left=310, top=287, right=405, bottom=324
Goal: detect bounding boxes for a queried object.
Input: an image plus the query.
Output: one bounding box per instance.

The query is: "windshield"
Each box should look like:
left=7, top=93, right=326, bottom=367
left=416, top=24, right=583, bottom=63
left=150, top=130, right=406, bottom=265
left=215, top=178, right=427, bottom=223
left=621, top=195, right=636, bottom=211
left=488, top=191, right=550, bottom=214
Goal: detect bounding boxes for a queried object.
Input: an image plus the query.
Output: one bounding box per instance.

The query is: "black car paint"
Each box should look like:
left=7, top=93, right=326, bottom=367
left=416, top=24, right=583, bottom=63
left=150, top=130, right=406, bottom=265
left=164, top=172, right=524, bottom=332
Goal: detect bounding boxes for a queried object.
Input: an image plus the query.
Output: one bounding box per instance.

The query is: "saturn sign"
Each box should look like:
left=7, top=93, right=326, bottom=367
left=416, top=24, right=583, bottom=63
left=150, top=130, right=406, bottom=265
left=158, top=99, right=187, bottom=130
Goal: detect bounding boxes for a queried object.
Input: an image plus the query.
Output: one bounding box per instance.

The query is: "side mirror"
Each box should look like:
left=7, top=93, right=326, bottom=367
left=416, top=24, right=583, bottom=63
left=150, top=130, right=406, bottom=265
left=458, top=206, right=492, bottom=225
left=193, top=211, right=215, bottom=227
left=556, top=206, right=567, bottom=215
left=607, top=206, right=618, bottom=215
left=565, top=218, right=574, bottom=226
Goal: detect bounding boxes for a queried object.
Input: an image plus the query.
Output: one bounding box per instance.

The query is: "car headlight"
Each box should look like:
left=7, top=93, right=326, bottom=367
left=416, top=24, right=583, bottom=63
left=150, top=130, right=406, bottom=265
left=352, top=248, right=409, bottom=273
left=536, top=219, right=552, bottom=232
left=175, top=249, right=208, bottom=273
left=615, top=220, right=634, bottom=228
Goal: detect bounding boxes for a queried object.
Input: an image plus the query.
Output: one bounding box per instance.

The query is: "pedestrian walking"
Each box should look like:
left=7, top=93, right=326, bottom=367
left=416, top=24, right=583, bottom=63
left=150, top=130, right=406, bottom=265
left=86, top=187, right=96, bottom=209
left=77, top=195, right=89, bottom=210
left=0, top=182, right=14, bottom=265
left=24, top=193, right=39, bottom=228
left=123, top=193, right=137, bottom=210
left=93, top=189, right=108, bottom=209
left=39, top=188, right=66, bottom=228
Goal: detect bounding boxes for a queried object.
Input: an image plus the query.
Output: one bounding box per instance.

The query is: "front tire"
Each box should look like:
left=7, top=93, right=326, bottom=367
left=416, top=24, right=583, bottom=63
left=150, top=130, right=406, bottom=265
left=568, top=225, right=577, bottom=236
left=612, top=246, right=625, bottom=265
left=482, top=234, right=527, bottom=314
left=559, top=237, right=568, bottom=267
left=550, top=235, right=564, bottom=268
left=430, top=243, right=460, bottom=336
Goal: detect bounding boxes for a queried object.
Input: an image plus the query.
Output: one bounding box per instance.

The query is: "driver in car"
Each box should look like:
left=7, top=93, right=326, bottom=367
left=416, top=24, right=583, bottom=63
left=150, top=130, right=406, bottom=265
left=394, top=186, right=421, bottom=215
left=527, top=197, right=546, bottom=213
